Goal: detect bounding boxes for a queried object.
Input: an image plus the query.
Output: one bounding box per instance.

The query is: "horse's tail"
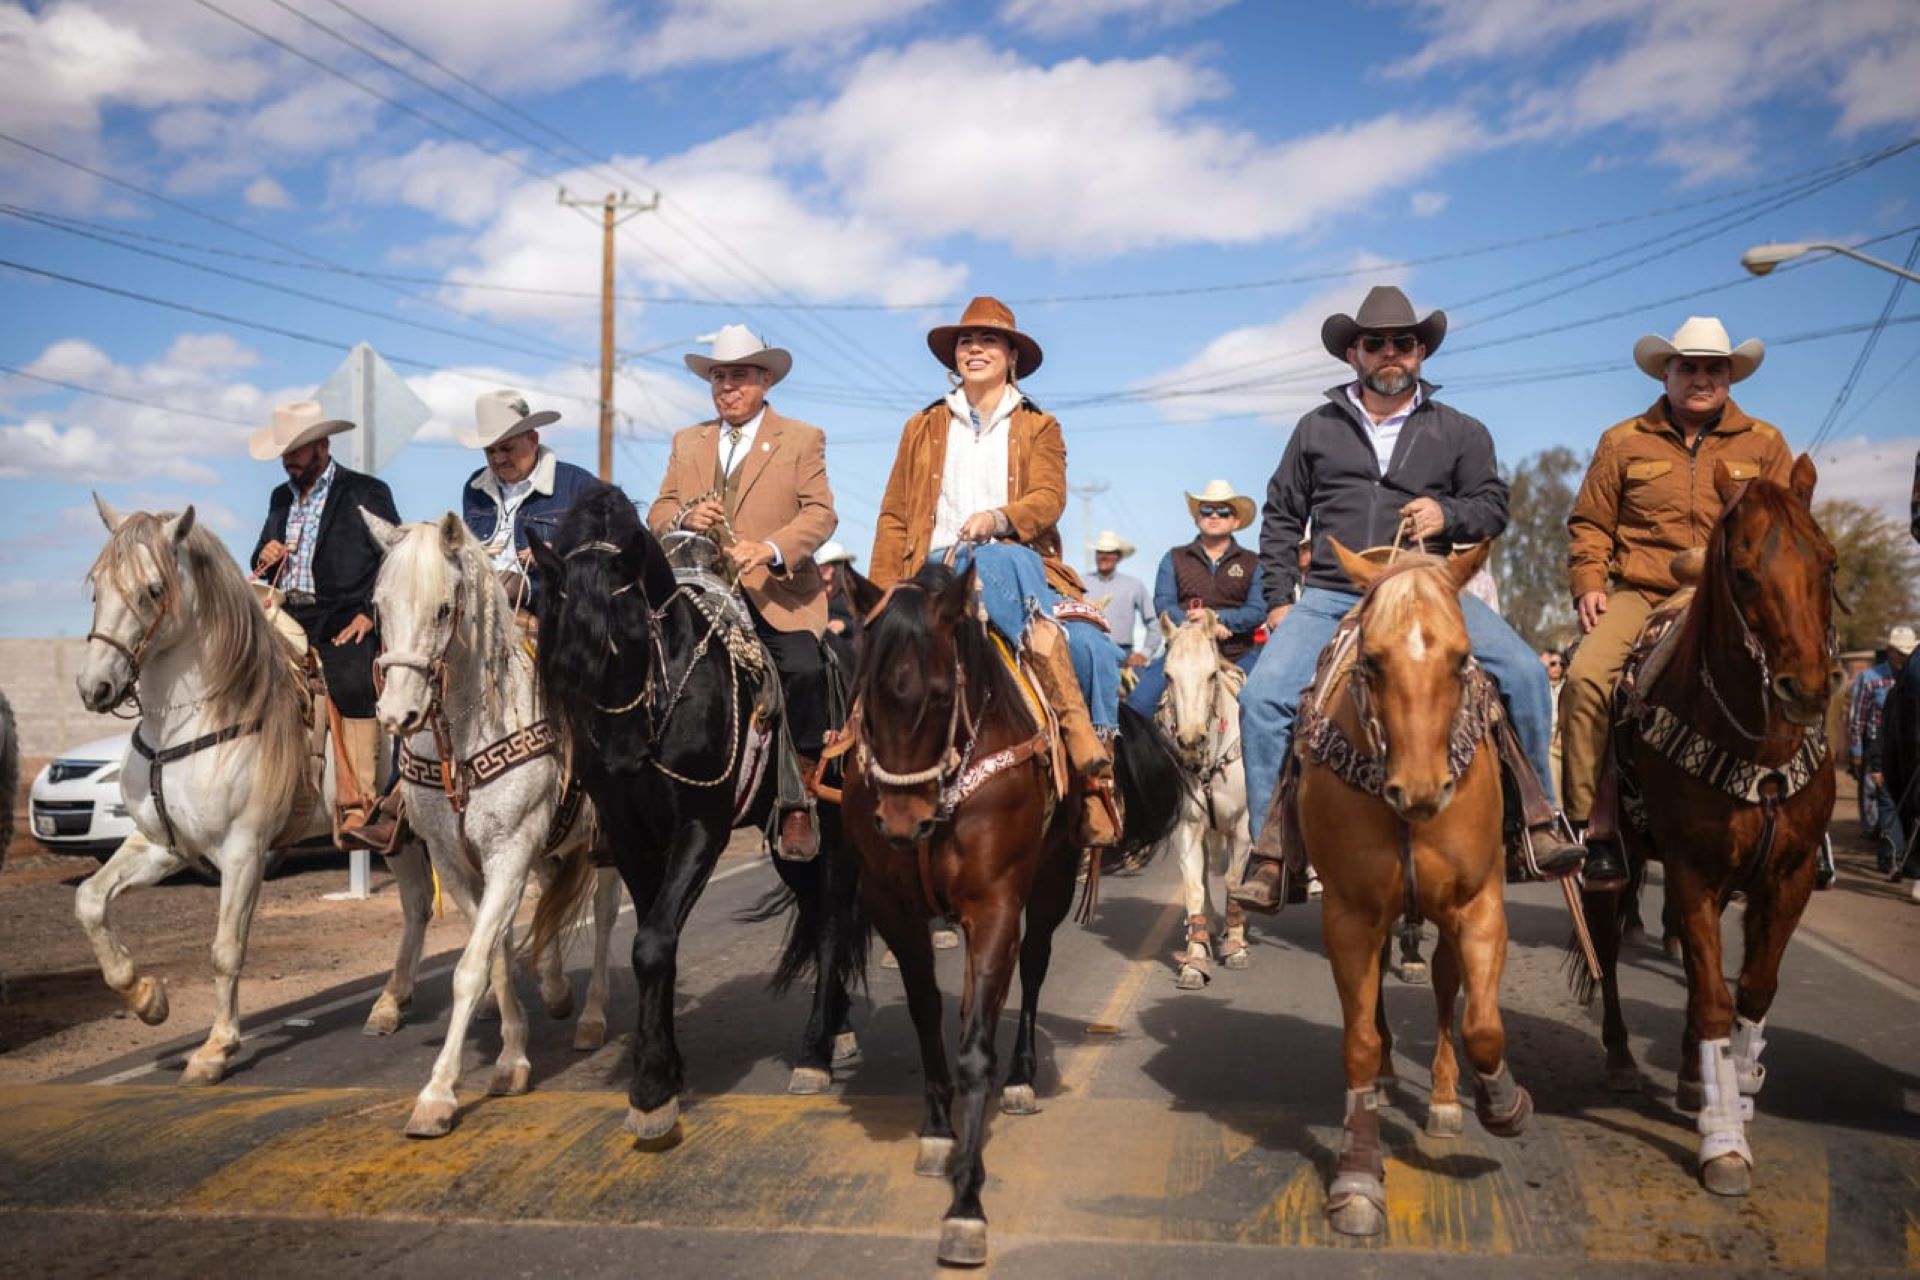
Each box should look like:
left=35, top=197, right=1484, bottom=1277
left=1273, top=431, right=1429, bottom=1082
left=1563, top=860, right=1638, bottom=1005
left=522, top=834, right=602, bottom=967
left=739, top=829, right=869, bottom=997
left=1107, top=701, right=1185, bottom=871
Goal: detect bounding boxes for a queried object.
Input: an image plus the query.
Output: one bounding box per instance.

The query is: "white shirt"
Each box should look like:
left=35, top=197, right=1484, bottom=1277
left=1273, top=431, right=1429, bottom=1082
left=931, top=385, right=1017, bottom=551
left=469, top=446, right=559, bottom=573
left=718, top=406, right=767, bottom=475
left=1344, top=381, right=1424, bottom=474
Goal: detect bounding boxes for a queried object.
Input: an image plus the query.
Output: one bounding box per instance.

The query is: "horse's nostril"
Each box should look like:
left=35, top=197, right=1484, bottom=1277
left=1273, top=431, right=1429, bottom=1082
left=1384, top=784, right=1406, bottom=811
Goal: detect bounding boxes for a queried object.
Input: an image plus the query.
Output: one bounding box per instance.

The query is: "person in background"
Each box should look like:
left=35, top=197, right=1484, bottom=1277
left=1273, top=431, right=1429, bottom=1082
left=1088, top=530, right=1158, bottom=669
left=1541, top=648, right=1567, bottom=802
left=1850, top=625, right=1916, bottom=874
left=1125, top=481, right=1265, bottom=717
left=457, top=389, right=595, bottom=615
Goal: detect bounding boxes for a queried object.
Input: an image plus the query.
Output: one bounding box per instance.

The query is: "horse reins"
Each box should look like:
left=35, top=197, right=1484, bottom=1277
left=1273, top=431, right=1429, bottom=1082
left=375, top=582, right=469, bottom=812
left=86, top=582, right=176, bottom=718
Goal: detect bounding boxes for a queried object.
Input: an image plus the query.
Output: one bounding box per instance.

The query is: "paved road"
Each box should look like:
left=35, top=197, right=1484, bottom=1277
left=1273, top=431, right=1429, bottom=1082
left=3, top=843, right=1917, bottom=1277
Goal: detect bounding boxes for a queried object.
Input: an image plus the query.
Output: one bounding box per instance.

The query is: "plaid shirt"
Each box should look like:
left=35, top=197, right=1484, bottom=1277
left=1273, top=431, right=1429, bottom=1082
left=1848, top=659, right=1899, bottom=762
left=283, top=460, right=336, bottom=594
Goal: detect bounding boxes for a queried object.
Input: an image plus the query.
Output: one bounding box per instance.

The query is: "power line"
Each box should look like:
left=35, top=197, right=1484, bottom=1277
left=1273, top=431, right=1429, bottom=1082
left=0, top=361, right=261, bottom=428
left=1807, top=233, right=1920, bottom=454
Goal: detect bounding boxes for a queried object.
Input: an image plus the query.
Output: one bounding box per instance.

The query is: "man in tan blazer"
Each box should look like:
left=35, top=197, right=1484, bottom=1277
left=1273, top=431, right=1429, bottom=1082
left=648, top=325, right=837, bottom=856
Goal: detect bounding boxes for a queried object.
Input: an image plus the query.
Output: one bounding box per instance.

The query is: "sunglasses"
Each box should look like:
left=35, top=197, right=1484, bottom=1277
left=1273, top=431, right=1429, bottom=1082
left=1196, top=504, right=1236, bottom=518
left=1359, top=333, right=1419, bottom=355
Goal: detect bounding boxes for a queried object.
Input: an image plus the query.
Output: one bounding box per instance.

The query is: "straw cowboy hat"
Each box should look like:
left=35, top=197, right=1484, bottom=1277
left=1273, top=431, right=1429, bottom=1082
left=248, top=400, right=356, bottom=461
left=1888, top=624, right=1918, bottom=656
left=1632, top=316, right=1765, bottom=383
left=684, top=324, right=792, bottom=385
left=1321, top=285, right=1448, bottom=361
left=1091, top=530, right=1136, bottom=559
left=816, top=539, right=856, bottom=565
left=1185, top=479, right=1256, bottom=531
left=927, top=296, right=1044, bottom=378
left=455, top=388, right=561, bottom=449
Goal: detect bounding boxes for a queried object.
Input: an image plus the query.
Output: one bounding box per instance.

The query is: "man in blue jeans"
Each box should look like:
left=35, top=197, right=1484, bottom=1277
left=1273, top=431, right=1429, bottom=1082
left=1231, top=286, right=1586, bottom=910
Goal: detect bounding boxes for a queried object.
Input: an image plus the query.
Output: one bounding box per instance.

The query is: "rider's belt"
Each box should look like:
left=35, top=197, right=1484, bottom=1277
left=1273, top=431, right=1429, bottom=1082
left=283, top=589, right=318, bottom=606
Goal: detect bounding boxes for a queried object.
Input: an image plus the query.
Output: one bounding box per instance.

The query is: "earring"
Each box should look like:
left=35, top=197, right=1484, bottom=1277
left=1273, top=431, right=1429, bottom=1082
left=947, top=369, right=963, bottom=389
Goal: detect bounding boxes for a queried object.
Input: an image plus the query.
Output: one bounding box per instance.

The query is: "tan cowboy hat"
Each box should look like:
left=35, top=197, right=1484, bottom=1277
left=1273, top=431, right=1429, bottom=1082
left=684, top=324, right=792, bottom=385
left=1185, top=479, right=1256, bottom=531
left=248, top=400, right=356, bottom=461
left=816, top=539, right=856, bottom=565
left=1888, top=624, right=1918, bottom=656
left=1091, top=530, right=1136, bottom=558
left=1632, top=316, right=1765, bottom=383
left=455, top=388, right=560, bottom=449
left=1322, top=285, right=1447, bottom=361
left=927, top=296, right=1044, bottom=377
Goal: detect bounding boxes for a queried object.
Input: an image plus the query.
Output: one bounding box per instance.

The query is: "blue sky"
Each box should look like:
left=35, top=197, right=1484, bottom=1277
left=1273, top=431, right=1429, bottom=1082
left=3, top=0, right=1919, bottom=639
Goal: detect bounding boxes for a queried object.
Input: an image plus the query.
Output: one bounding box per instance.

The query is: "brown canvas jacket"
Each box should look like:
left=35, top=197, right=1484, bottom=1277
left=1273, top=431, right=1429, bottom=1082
left=870, top=398, right=1085, bottom=598
left=1566, top=396, right=1793, bottom=600
left=646, top=407, right=837, bottom=636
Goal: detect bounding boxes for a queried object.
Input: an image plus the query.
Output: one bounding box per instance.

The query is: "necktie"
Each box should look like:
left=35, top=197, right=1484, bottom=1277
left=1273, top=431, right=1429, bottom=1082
left=725, top=424, right=743, bottom=471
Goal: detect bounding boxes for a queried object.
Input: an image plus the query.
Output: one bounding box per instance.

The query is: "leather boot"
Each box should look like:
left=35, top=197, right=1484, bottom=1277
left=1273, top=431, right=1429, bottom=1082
left=1494, top=713, right=1587, bottom=881
left=777, top=754, right=821, bottom=861
left=1232, top=764, right=1305, bottom=914
left=1027, top=618, right=1120, bottom=847
left=340, top=789, right=406, bottom=854
left=1578, top=755, right=1631, bottom=891
left=333, top=716, right=382, bottom=835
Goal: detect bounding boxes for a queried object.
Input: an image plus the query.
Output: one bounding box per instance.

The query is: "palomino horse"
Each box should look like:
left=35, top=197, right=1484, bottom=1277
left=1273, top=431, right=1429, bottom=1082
left=840, top=563, right=1183, bottom=1266
left=71, top=497, right=389, bottom=1084
left=1576, top=455, right=1836, bottom=1197
left=361, top=512, right=620, bottom=1137
left=529, top=485, right=861, bottom=1138
left=1299, top=540, right=1530, bottom=1237
left=1155, top=610, right=1252, bottom=989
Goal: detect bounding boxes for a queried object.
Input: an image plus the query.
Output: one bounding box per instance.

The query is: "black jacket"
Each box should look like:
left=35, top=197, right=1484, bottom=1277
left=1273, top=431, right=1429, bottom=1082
left=1257, top=381, right=1509, bottom=607
left=250, top=463, right=400, bottom=629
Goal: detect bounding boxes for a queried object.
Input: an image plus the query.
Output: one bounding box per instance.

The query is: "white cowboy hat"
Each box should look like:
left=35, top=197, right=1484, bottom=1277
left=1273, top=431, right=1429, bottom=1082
left=1632, top=316, right=1765, bottom=383
left=248, top=400, right=356, bottom=461
left=816, top=539, right=856, bottom=565
left=1184, top=479, right=1256, bottom=531
left=1091, top=530, right=1136, bottom=558
left=1888, top=624, right=1917, bottom=656
left=684, top=324, right=792, bottom=385
left=454, top=388, right=560, bottom=450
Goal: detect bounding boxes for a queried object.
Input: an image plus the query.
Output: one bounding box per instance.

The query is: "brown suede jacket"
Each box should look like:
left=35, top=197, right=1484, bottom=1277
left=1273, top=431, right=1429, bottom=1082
left=1567, top=396, right=1793, bottom=600
left=870, top=397, right=1085, bottom=599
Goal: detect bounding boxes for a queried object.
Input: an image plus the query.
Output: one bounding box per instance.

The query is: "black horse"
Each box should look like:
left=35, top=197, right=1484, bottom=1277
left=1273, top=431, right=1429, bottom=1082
left=530, top=485, right=860, bottom=1137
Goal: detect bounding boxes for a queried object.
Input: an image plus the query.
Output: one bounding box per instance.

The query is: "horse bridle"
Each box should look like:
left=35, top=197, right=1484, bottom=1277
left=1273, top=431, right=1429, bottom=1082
left=85, top=577, right=176, bottom=717
left=373, top=581, right=468, bottom=809
left=858, top=660, right=978, bottom=791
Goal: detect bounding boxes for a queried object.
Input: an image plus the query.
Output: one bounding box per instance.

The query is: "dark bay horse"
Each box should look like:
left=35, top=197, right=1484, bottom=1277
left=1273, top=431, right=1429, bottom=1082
left=1577, top=454, right=1837, bottom=1197
left=1297, top=541, right=1530, bottom=1237
left=529, top=485, right=860, bottom=1138
left=839, top=564, right=1182, bottom=1267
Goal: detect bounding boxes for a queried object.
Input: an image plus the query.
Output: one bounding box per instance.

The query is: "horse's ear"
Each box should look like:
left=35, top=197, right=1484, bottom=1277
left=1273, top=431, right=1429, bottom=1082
left=935, top=563, right=977, bottom=628
left=1330, top=538, right=1381, bottom=591
left=1445, top=541, right=1492, bottom=593
left=1788, top=452, right=1818, bottom=507
left=1159, top=610, right=1178, bottom=642
left=437, top=512, right=465, bottom=552
left=615, top=528, right=649, bottom=586
left=360, top=506, right=404, bottom=553
left=846, top=566, right=884, bottom=618
left=163, top=505, right=196, bottom=546
left=93, top=491, right=124, bottom=532
left=527, top=531, right=562, bottom=582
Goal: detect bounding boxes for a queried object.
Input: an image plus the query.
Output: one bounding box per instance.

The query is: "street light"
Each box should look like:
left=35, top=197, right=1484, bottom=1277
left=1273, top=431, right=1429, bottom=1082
left=1741, top=241, right=1920, bottom=283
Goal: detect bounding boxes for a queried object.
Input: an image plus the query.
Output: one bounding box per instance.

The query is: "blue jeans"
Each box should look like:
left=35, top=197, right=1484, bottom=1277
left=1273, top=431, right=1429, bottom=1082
left=1125, top=647, right=1260, bottom=718
left=1240, top=586, right=1559, bottom=838
left=1863, top=775, right=1906, bottom=872
left=940, top=542, right=1122, bottom=731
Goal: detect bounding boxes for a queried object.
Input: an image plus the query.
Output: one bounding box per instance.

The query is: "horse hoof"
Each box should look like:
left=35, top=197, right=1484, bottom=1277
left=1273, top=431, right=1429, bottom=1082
left=788, top=1066, right=833, bottom=1095
left=1426, top=1102, right=1464, bottom=1138
left=1675, top=1079, right=1704, bottom=1114
left=544, top=991, right=575, bottom=1021
left=1328, top=1185, right=1386, bottom=1237
left=1701, top=1153, right=1752, bottom=1197
left=1176, top=964, right=1208, bottom=990
left=1222, top=949, right=1250, bottom=970
left=488, top=1062, right=531, bottom=1096
left=914, top=1135, right=955, bottom=1177
left=405, top=1097, right=457, bottom=1139
left=571, top=1018, right=607, bottom=1052
left=179, top=1053, right=225, bottom=1087
left=831, top=1031, right=861, bottom=1065
left=1397, top=960, right=1429, bottom=985
left=362, top=997, right=405, bottom=1037
left=1606, top=1065, right=1643, bottom=1093
left=128, top=976, right=169, bottom=1026
left=937, top=1217, right=988, bottom=1267
left=1001, top=1084, right=1039, bottom=1115
left=932, top=928, right=961, bottom=950
left=1479, top=1085, right=1533, bottom=1138
left=880, top=950, right=899, bottom=970
left=625, top=1098, right=679, bottom=1140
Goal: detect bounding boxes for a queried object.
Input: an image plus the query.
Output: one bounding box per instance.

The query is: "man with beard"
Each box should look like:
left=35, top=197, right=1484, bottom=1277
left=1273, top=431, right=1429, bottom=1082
left=250, top=401, right=399, bottom=839
left=1230, top=287, right=1584, bottom=911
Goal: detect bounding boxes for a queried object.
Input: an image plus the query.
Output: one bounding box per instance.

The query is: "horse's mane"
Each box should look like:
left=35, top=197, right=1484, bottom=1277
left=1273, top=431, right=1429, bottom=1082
left=88, top=511, right=305, bottom=806
left=538, top=484, right=657, bottom=765
left=383, top=516, right=522, bottom=724
left=858, top=564, right=1026, bottom=730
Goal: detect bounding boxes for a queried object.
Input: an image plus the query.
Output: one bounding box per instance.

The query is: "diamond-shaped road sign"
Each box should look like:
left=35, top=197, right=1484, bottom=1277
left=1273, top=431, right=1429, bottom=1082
left=313, top=343, right=433, bottom=475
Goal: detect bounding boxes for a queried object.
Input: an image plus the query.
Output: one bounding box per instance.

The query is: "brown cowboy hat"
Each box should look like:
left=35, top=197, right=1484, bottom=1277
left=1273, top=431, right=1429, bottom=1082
left=1321, top=285, right=1447, bottom=361
left=928, top=296, right=1044, bottom=378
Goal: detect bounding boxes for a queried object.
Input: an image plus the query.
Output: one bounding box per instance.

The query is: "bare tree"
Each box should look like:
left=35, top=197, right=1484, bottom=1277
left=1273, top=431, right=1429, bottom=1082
left=1814, top=499, right=1920, bottom=653
left=1495, top=446, right=1585, bottom=652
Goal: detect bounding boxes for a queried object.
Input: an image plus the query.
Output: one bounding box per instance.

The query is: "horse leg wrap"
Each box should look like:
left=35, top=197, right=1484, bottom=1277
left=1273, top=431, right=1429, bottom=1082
left=1474, top=1061, right=1533, bottom=1135
left=1334, top=1087, right=1386, bottom=1185
left=1696, top=1038, right=1754, bottom=1169
left=1731, top=1016, right=1767, bottom=1095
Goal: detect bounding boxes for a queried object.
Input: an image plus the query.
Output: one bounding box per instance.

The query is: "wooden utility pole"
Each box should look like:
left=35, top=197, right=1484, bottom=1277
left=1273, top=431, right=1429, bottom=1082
left=558, top=188, right=659, bottom=481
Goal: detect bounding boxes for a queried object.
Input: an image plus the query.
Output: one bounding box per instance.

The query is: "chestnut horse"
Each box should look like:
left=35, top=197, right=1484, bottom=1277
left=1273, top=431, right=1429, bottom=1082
left=1575, top=455, right=1837, bottom=1197
left=1298, top=540, right=1531, bottom=1238
left=840, top=564, right=1182, bottom=1267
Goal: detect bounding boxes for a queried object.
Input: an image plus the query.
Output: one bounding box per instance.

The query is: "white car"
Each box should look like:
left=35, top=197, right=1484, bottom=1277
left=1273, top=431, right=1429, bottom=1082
left=29, top=732, right=137, bottom=858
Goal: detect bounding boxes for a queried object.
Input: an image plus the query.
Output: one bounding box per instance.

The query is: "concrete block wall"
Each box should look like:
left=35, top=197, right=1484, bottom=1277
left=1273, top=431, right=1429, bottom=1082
left=0, top=639, right=127, bottom=759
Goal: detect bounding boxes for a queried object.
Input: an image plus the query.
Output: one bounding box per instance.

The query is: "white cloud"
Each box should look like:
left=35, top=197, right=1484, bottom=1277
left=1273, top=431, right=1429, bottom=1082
left=162, top=333, right=260, bottom=372
left=1809, top=435, right=1919, bottom=529
left=629, top=0, right=931, bottom=75
left=1410, top=190, right=1450, bottom=217
left=345, top=141, right=529, bottom=230
left=243, top=176, right=293, bottom=209
left=999, top=0, right=1237, bottom=37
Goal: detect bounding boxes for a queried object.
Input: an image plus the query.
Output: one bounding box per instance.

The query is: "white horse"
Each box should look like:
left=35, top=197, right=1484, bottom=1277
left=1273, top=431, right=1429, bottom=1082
left=362, top=511, right=619, bottom=1139
left=71, top=496, right=425, bottom=1084
left=1156, top=612, right=1252, bottom=989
